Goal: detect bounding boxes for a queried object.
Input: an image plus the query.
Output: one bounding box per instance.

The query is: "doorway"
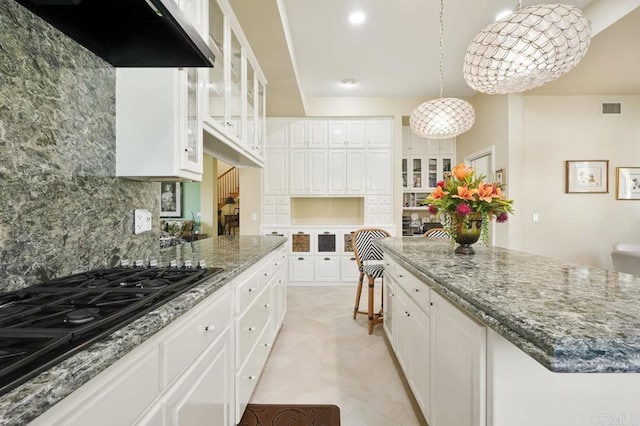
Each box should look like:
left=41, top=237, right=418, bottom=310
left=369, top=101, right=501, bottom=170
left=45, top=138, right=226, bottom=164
left=464, top=146, right=495, bottom=245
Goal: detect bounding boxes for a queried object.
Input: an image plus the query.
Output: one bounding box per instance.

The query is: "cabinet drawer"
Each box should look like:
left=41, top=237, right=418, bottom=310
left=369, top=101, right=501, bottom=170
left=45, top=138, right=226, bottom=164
left=264, top=196, right=276, bottom=205
left=314, top=256, right=340, bottom=281
left=236, top=287, right=271, bottom=367
left=276, top=204, right=289, bottom=214
left=236, top=272, right=261, bottom=314
left=160, top=287, right=232, bottom=389
left=396, top=264, right=430, bottom=312
left=289, top=256, right=314, bottom=281
left=236, top=318, right=273, bottom=423
left=276, top=196, right=289, bottom=205
left=383, top=255, right=396, bottom=278
left=264, top=205, right=276, bottom=214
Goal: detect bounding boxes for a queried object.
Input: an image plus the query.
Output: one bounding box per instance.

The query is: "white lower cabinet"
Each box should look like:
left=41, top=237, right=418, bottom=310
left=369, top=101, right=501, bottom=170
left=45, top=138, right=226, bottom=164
left=430, top=291, right=486, bottom=426
left=384, top=254, right=485, bottom=426
left=138, top=328, right=232, bottom=426
left=289, top=255, right=314, bottom=282
left=33, top=247, right=288, bottom=426
left=314, top=256, right=340, bottom=282
left=340, top=255, right=360, bottom=283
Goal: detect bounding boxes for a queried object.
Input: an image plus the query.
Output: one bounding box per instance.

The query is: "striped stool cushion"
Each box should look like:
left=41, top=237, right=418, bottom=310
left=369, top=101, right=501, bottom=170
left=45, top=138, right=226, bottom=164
left=362, top=264, right=385, bottom=279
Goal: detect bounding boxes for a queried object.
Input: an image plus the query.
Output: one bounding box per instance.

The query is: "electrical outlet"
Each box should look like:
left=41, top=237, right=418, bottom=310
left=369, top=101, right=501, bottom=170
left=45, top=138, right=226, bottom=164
left=532, top=213, right=539, bottom=223
left=134, top=209, right=152, bottom=234
left=252, top=213, right=257, bottom=221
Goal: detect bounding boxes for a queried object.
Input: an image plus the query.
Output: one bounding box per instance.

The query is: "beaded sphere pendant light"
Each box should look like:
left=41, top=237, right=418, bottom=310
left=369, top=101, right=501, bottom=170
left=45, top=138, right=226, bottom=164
left=410, top=0, right=475, bottom=139
left=463, top=2, right=591, bottom=94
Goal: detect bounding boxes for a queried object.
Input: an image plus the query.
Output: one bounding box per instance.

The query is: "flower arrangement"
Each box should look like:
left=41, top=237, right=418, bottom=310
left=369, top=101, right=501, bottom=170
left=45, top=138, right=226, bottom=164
left=425, top=163, right=514, bottom=245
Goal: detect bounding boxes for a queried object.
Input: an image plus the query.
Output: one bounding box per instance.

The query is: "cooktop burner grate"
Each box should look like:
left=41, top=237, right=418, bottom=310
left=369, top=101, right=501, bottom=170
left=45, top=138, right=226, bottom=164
left=0, top=265, right=223, bottom=397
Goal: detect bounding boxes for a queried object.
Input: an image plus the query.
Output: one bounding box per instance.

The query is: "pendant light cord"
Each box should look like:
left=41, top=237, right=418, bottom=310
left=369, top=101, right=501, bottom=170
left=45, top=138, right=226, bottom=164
left=439, top=0, right=444, bottom=99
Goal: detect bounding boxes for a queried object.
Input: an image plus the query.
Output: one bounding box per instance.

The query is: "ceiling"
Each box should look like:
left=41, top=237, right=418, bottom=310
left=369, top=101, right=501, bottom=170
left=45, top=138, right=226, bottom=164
left=229, top=0, right=640, bottom=116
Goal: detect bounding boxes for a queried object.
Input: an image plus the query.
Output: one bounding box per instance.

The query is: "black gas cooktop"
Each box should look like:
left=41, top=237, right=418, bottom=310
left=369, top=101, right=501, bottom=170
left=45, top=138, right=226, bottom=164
left=0, top=264, right=222, bottom=397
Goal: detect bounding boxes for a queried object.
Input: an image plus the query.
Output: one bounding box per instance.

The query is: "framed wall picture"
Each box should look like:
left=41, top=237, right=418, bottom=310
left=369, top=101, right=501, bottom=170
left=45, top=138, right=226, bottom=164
left=616, top=167, right=640, bottom=200
left=160, top=181, right=181, bottom=217
left=565, top=160, right=609, bottom=193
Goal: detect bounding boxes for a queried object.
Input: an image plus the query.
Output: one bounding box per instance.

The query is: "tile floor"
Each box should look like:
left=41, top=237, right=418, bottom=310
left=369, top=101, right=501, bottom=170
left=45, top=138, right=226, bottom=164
left=250, top=286, right=428, bottom=426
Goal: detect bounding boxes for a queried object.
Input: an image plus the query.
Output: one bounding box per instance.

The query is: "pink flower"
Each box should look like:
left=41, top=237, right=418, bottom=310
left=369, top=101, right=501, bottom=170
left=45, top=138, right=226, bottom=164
left=456, top=204, right=472, bottom=216
left=497, top=212, right=509, bottom=223
left=427, top=204, right=437, bottom=214
left=436, top=180, right=445, bottom=188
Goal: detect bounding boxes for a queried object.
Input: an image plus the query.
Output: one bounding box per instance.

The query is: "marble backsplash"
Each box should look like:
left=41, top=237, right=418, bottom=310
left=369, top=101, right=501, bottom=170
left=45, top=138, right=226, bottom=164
left=0, top=1, right=160, bottom=290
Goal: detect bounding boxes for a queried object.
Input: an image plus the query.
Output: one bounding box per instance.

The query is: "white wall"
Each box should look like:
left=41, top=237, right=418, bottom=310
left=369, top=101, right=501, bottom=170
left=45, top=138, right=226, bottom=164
left=521, top=95, right=640, bottom=268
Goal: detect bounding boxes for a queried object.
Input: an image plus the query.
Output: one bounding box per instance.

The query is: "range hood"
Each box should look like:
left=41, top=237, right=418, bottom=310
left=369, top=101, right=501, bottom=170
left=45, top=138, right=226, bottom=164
left=15, top=0, right=215, bottom=67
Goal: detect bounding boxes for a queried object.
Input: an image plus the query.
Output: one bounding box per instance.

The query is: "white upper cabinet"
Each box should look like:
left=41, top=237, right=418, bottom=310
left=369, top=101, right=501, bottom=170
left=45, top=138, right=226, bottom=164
left=328, top=121, right=366, bottom=148
left=366, top=150, right=392, bottom=194
left=265, top=119, right=289, bottom=148
left=202, top=0, right=267, bottom=166
left=289, top=151, right=327, bottom=194
left=264, top=150, right=289, bottom=195
left=116, top=68, right=203, bottom=181
left=290, top=121, right=327, bottom=149
left=366, top=120, right=392, bottom=148
left=328, top=150, right=366, bottom=195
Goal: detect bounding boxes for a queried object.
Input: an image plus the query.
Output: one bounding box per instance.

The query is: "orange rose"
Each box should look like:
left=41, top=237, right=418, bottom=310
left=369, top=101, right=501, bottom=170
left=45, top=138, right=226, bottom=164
left=452, top=163, right=473, bottom=180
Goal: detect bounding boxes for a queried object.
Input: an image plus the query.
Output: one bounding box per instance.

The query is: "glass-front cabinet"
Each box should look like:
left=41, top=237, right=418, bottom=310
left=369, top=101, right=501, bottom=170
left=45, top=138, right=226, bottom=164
left=180, top=68, right=202, bottom=173
left=202, top=0, right=267, bottom=164
left=206, top=0, right=226, bottom=129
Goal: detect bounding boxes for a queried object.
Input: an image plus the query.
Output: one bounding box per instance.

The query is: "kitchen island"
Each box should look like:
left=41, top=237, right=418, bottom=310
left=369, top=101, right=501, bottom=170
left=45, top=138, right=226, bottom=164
left=377, top=237, right=640, bottom=426
left=0, top=235, right=287, bottom=426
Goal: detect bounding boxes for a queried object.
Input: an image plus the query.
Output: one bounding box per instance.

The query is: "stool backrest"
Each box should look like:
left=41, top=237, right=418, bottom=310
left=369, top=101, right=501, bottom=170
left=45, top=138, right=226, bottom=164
left=353, top=228, right=391, bottom=269
left=423, top=228, right=450, bottom=239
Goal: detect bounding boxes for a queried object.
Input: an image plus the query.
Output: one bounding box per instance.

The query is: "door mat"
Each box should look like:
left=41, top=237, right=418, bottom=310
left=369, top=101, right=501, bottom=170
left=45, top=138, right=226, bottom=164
left=239, top=403, right=341, bottom=426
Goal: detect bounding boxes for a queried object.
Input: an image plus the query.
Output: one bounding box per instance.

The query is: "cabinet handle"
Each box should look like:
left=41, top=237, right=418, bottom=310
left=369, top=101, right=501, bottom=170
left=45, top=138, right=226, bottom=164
left=264, top=342, right=272, bottom=348
left=324, top=257, right=330, bottom=261
left=264, top=272, right=270, bottom=277
left=264, top=303, right=271, bottom=308
left=430, top=302, right=434, bottom=306
left=248, top=375, right=257, bottom=380
left=278, top=279, right=284, bottom=284
left=205, top=325, right=216, bottom=331
left=414, top=288, right=420, bottom=293
left=184, top=148, right=188, bottom=152
left=350, top=257, right=356, bottom=261
left=398, top=274, right=404, bottom=278
left=390, top=293, right=395, bottom=297
left=404, top=311, right=410, bottom=317
left=248, top=287, right=257, bottom=292
left=298, top=257, right=304, bottom=261
left=247, top=326, right=257, bottom=332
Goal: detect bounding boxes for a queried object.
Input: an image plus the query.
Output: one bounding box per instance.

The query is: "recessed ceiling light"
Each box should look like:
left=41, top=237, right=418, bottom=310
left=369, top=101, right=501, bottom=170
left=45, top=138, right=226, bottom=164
left=495, top=9, right=513, bottom=21
left=341, top=78, right=357, bottom=86
left=349, top=11, right=365, bottom=25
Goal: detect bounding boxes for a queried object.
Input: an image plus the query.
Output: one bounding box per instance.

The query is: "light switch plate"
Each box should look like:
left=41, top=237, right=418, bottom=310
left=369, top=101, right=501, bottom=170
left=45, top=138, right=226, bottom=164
left=134, top=209, right=152, bottom=234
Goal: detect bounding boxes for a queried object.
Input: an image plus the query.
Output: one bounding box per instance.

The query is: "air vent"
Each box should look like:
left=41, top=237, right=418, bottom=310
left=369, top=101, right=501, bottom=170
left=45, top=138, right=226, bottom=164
left=601, top=102, right=622, bottom=115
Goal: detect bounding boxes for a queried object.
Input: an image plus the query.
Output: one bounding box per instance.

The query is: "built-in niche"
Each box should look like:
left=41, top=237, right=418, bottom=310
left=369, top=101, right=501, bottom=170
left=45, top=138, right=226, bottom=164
left=290, top=197, right=364, bottom=225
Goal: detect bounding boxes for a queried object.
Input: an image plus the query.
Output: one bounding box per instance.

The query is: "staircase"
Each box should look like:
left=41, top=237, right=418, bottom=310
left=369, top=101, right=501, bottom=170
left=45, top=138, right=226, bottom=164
left=218, top=167, right=239, bottom=209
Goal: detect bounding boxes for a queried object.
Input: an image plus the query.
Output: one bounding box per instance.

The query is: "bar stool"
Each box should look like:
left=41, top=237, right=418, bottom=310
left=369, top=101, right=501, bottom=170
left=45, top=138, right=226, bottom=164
left=352, top=228, right=391, bottom=334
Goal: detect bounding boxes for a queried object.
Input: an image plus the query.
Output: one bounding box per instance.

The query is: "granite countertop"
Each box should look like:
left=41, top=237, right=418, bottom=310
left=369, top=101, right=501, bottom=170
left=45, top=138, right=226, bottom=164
left=376, top=237, right=640, bottom=373
left=0, top=235, right=286, bottom=426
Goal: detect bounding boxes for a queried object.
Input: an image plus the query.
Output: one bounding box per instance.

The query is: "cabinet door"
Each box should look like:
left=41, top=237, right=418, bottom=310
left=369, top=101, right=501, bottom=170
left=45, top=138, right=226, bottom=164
left=366, top=120, right=392, bottom=147
left=366, top=150, right=392, bottom=194
left=266, top=119, right=289, bottom=148
left=408, top=297, right=430, bottom=420
left=289, top=150, right=307, bottom=194
left=307, top=121, right=327, bottom=148
left=409, top=132, right=427, bottom=155
left=165, top=330, right=231, bottom=426
left=314, top=256, right=340, bottom=282
left=383, top=278, right=396, bottom=346
left=328, top=122, right=347, bottom=148
left=410, top=157, right=424, bottom=190
left=289, top=121, right=307, bottom=148
left=179, top=68, right=202, bottom=174
left=402, top=126, right=412, bottom=155
left=204, top=0, right=226, bottom=132
left=430, top=291, right=486, bottom=426
left=340, top=255, right=359, bottom=283
left=289, top=256, right=314, bottom=282
left=346, top=121, right=366, bottom=148
left=229, top=27, right=243, bottom=142
left=328, top=150, right=348, bottom=194
left=395, top=289, right=410, bottom=373
left=264, top=150, right=288, bottom=194
left=307, top=150, right=327, bottom=194
left=347, top=150, right=366, bottom=194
